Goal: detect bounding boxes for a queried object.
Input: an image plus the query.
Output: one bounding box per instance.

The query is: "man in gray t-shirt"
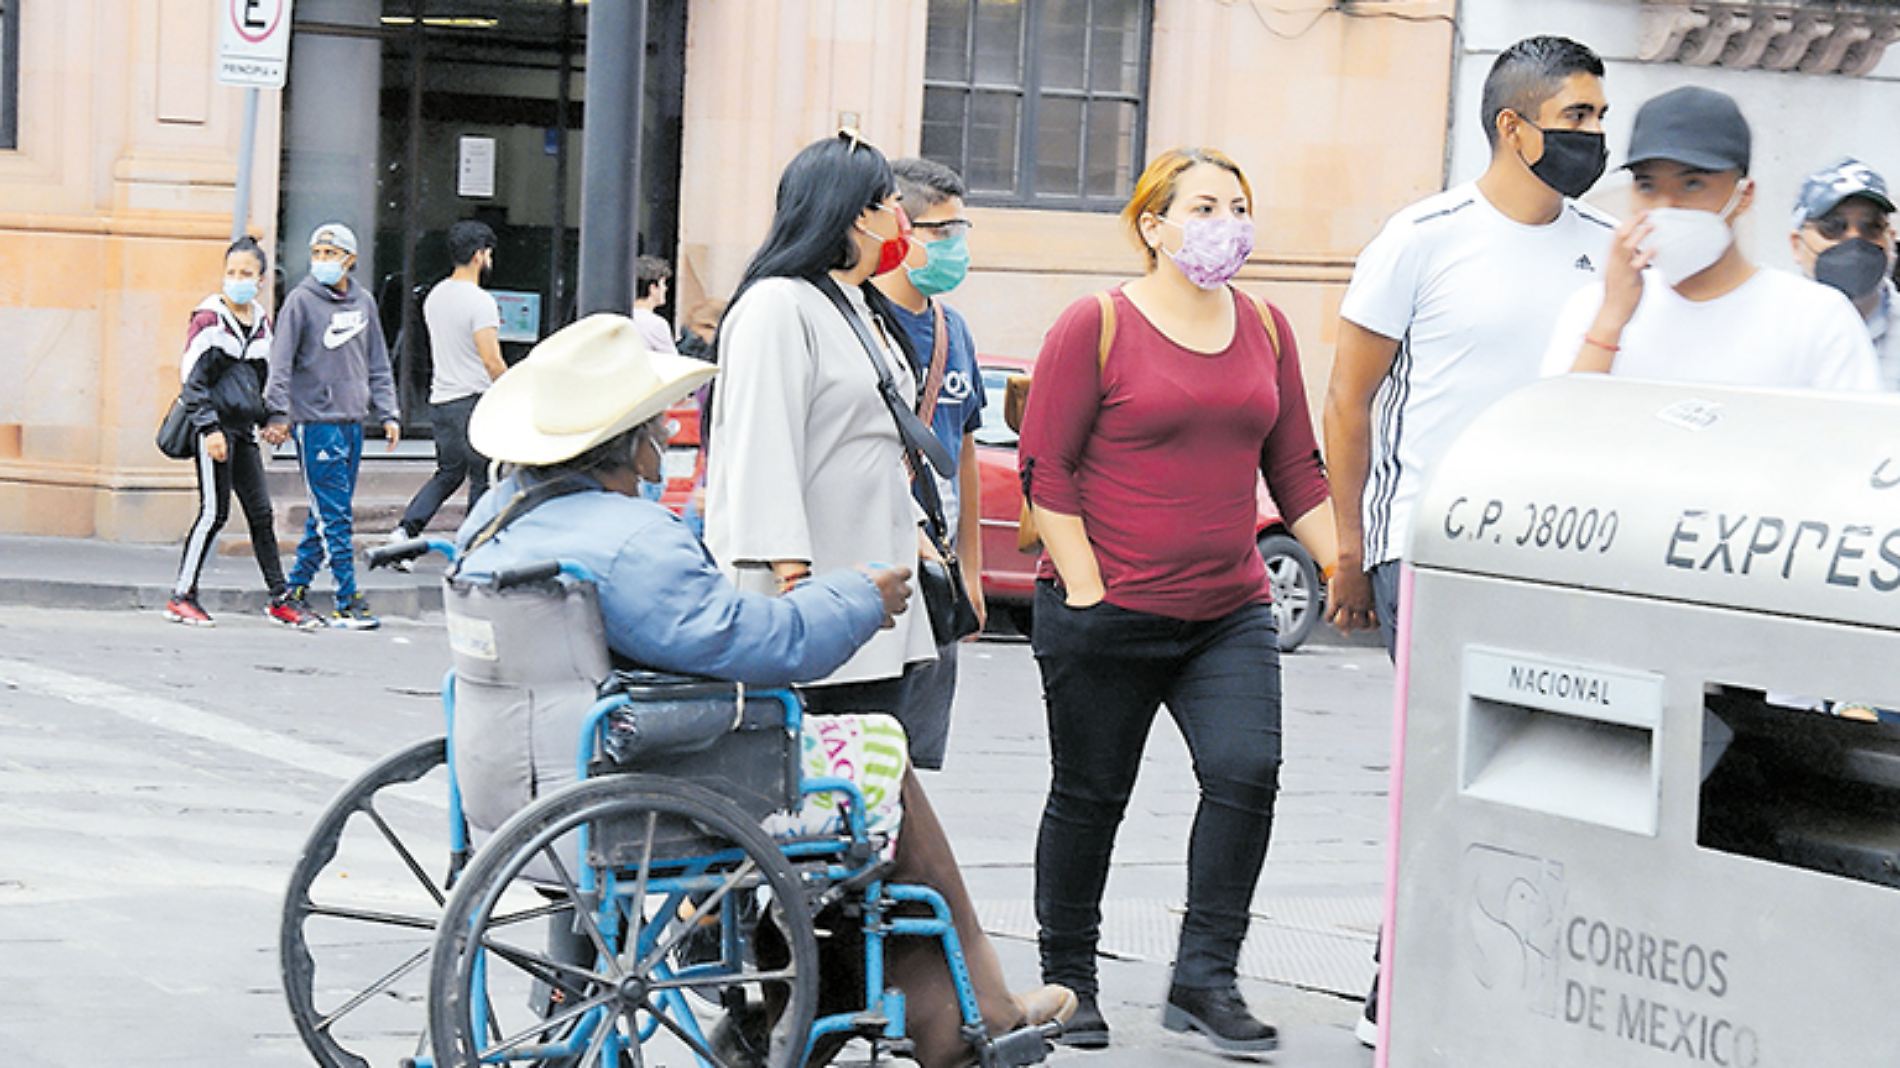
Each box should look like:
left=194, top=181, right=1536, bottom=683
left=396, top=220, right=506, bottom=539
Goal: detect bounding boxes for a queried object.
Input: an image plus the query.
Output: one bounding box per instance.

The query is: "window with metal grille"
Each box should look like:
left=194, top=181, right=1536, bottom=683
left=922, top=0, right=1150, bottom=211
left=0, top=0, right=18, bottom=149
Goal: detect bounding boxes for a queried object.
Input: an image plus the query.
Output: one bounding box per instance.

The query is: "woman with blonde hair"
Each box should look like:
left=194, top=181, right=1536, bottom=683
left=1017, top=148, right=1339, bottom=1053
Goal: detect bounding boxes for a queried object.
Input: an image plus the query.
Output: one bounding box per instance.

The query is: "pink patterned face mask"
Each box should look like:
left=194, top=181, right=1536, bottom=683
left=1156, top=215, right=1255, bottom=289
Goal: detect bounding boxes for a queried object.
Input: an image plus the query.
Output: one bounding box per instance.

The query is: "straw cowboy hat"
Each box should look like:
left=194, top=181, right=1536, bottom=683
left=469, top=313, right=717, bottom=466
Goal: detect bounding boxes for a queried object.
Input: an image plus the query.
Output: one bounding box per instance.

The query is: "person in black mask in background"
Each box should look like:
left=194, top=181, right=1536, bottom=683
left=1322, top=34, right=1615, bottom=1049
left=1790, top=159, right=1898, bottom=389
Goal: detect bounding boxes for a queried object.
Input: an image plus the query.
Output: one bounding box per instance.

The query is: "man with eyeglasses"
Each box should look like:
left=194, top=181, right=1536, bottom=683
left=871, top=156, right=986, bottom=772
left=1790, top=159, right=1899, bottom=390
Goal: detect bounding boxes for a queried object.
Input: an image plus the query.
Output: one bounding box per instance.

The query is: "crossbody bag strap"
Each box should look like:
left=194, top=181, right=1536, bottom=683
left=813, top=276, right=956, bottom=480
left=453, top=473, right=596, bottom=574
left=812, top=276, right=957, bottom=549
left=917, top=300, right=950, bottom=424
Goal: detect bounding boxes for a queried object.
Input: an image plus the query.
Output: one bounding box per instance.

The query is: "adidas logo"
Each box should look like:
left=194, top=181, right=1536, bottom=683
left=1574, top=254, right=1596, bottom=272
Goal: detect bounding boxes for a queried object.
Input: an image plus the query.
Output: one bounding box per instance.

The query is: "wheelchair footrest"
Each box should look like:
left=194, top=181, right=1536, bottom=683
left=978, top=1022, right=1055, bottom=1067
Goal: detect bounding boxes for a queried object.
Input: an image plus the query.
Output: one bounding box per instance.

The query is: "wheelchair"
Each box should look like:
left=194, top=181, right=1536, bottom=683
left=281, top=537, right=1059, bottom=1068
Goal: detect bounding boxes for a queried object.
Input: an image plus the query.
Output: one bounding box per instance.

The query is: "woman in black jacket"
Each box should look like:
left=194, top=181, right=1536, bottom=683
left=167, top=237, right=319, bottom=629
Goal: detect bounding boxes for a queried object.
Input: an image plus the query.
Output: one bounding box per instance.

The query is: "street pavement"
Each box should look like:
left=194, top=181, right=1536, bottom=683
left=0, top=601, right=1391, bottom=1066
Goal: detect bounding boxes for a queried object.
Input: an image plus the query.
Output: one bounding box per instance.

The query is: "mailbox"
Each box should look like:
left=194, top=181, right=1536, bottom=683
left=1382, top=377, right=1900, bottom=1067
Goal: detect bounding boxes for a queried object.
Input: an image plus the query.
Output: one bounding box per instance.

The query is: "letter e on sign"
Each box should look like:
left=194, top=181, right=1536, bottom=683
left=218, top=0, right=295, bottom=89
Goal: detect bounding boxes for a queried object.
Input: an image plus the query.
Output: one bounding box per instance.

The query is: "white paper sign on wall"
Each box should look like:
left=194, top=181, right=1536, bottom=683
left=218, top=0, right=295, bottom=89
left=458, top=136, right=498, bottom=198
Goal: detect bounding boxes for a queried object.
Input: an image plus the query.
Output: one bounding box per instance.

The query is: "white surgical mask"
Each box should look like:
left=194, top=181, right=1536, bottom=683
left=1641, top=183, right=1746, bottom=287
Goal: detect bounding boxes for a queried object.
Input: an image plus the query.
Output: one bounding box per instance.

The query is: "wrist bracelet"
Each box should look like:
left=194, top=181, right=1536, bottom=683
left=1321, top=563, right=1337, bottom=583
left=1583, top=334, right=1620, bottom=353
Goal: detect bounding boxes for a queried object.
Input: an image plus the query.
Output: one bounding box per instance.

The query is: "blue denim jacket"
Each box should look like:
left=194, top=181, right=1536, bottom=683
left=455, top=475, right=886, bottom=687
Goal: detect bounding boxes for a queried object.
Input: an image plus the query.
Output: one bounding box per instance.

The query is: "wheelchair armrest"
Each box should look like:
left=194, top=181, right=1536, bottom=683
left=494, top=560, right=563, bottom=589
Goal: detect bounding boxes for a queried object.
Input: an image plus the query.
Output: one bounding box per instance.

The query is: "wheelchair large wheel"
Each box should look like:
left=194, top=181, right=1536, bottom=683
left=281, top=736, right=463, bottom=1068
left=428, top=775, right=819, bottom=1068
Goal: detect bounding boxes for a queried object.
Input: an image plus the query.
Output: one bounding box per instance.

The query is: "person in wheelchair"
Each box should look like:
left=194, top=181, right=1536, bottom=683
left=451, top=314, right=1075, bottom=1066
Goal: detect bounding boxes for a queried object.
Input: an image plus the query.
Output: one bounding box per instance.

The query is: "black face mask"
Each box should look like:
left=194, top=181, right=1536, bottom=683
left=1519, top=122, right=1608, bottom=199
left=1813, top=237, right=1890, bottom=300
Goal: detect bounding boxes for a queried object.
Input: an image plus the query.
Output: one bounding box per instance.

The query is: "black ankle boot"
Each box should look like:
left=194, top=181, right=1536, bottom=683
left=1162, top=984, right=1279, bottom=1053
left=1053, top=994, right=1110, bottom=1049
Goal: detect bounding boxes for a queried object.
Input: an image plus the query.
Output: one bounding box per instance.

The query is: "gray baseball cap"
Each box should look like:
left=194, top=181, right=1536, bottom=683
left=309, top=222, right=360, bottom=256
left=1624, top=86, right=1751, bottom=176
left=1791, top=158, right=1895, bottom=229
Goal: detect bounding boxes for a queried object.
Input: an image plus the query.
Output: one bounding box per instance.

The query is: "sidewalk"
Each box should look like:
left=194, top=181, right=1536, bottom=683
left=0, top=534, right=448, bottom=618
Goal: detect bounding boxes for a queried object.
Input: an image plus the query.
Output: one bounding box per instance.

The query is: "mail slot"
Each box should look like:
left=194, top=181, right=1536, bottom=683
left=1383, top=377, right=1900, bottom=1067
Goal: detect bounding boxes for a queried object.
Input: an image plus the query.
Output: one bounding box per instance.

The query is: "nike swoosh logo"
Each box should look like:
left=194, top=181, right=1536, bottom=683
left=323, top=322, right=368, bottom=349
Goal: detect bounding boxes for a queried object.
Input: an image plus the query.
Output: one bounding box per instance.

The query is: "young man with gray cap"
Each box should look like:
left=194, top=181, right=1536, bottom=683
left=263, top=222, right=403, bottom=629
left=1545, top=87, right=1880, bottom=391
left=1789, top=158, right=1898, bottom=389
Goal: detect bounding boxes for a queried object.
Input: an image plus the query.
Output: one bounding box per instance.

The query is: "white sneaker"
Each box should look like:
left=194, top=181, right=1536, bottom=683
left=1355, top=1009, right=1379, bottom=1048
left=382, top=529, right=415, bottom=572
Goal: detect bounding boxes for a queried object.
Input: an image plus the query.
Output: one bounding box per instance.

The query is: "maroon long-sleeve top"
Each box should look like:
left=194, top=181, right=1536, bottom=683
left=1018, top=287, right=1330, bottom=621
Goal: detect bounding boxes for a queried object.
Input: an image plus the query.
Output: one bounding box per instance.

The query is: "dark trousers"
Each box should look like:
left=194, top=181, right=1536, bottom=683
left=174, top=430, right=284, bottom=598
left=1371, top=560, right=1402, bottom=660
left=803, top=663, right=953, bottom=770
left=1029, top=582, right=1283, bottom=994
left=1364, top=559, right=1405, bottom=1018
left=801, top=670, right=911, bottom=720
left=400, top=394, right=488, bottom=537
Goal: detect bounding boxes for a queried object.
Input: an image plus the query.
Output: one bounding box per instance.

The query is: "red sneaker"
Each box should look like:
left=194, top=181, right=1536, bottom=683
left=164, top=596, right=214, bottom=627
left=267, top=594, right=324, bottom=630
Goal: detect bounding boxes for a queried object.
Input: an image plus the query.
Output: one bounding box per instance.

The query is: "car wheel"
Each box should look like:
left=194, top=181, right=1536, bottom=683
left=1258, top=532, right=1320, bottom=653
left=1003, top=603, right=1036, bottom=638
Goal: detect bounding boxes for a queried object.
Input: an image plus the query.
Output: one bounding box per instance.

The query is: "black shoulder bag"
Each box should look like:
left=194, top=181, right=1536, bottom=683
left=815, top=277, right=980, bottom=644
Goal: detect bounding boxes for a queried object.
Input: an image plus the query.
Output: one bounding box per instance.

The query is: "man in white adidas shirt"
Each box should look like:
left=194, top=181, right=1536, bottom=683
left=1544, top=86, right=1880, bottom=392
left=1322, top=34, right=1617, bottom=1048
left=1329, top=35, right=1616, bottom=648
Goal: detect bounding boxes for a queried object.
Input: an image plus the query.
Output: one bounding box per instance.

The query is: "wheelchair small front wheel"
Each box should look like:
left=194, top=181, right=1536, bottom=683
left=427, top=774, right=818, bottom=1068
left=281, top=735, right=461, bottom=1068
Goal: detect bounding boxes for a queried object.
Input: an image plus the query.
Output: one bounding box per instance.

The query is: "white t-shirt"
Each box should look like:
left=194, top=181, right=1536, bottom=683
left=633, top=307, right=679, bottom=355
left=1540, top=268, right=1882, bottom=391
left=424, top=279, right=502, bottom=403
left=1340, top=183, right=1616, bottom=567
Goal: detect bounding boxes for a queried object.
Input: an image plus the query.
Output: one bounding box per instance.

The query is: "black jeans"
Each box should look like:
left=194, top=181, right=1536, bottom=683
left=400, top=394, right=488, bottom=537
left=174, top=429, right=284, bottom=598
left=1030, top=581, right=1283, bottom=994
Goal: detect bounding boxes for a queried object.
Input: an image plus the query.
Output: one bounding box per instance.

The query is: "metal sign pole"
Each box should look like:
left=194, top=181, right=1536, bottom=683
left=231, top=87, right=260, bottom=241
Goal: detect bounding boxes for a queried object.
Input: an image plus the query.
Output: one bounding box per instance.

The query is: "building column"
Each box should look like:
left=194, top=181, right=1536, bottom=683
left=280, top=0, right=383, bottom=290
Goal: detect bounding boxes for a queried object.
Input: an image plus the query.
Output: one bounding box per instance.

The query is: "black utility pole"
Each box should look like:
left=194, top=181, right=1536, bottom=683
left=547, top=0, right=575, bottom=330
left=576, top=0, right=648, bottom=317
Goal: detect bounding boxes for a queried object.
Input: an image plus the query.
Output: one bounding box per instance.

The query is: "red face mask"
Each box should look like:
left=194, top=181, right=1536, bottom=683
left=862, top=203, right=913, bottom=276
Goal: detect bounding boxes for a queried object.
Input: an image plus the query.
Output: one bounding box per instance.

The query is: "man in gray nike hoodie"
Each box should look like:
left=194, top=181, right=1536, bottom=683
left=262, top=222, right=402, bottom=629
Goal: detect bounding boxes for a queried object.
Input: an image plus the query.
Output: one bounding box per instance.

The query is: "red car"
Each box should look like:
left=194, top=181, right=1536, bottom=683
left=657, top=396, right=707, bottom=520
left=973, top=355, right=1324, bottom=652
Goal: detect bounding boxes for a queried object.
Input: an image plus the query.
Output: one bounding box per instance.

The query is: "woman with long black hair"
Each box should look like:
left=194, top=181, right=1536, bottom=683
left=704, top=131, right=1069, bottom=1065
left=706, top=131, right=937, bottom=718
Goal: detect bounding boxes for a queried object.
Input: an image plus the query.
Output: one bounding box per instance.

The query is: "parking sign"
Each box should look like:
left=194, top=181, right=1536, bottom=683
left=218, top=0, right=295, bottom=88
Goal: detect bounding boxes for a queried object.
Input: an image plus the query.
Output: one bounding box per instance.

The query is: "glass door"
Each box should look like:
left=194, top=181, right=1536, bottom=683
left=281, top=0, right=687, bottom=435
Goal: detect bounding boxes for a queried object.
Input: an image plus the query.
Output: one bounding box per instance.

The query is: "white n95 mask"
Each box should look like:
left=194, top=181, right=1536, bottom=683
left=1641, top=183, right=1746, bottom=287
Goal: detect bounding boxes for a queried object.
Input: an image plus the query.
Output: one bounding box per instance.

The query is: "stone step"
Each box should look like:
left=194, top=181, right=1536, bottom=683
left=213, top=500, right=470, bottom=556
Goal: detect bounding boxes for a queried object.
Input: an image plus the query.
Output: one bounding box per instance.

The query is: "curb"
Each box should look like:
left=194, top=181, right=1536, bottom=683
left=0, top=577, right=443, bottom=619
